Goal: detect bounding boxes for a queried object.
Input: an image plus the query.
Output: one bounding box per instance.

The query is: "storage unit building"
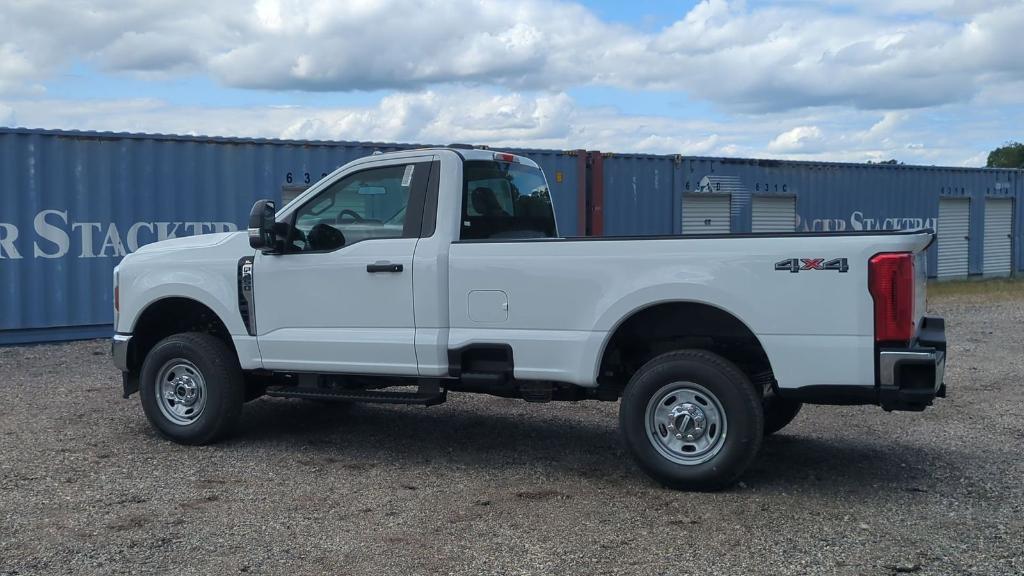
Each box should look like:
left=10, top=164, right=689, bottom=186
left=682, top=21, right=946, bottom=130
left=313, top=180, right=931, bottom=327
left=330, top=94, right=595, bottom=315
left=937, top=197, right=972, bottom=278
left=681, top=194, right=731, bottom=234
left=751, top=195, right=797, bottom=233
left=983, top=197, right=1014, bottom=277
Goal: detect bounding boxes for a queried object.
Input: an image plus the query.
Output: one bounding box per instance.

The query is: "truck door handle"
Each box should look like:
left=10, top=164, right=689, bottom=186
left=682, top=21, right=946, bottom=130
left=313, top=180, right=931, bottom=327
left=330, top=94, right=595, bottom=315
left=366, top=261, right=403, bottom=273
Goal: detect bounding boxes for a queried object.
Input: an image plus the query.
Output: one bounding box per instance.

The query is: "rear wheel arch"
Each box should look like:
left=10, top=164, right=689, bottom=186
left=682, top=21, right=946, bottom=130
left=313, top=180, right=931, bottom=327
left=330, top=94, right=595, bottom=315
left=596, top=300, right=776, bottom=394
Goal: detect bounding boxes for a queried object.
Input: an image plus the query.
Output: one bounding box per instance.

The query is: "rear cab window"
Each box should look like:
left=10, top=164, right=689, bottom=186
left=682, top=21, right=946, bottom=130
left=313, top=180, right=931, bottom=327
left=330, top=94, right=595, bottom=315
left=460, top=160, right=557, bottom=240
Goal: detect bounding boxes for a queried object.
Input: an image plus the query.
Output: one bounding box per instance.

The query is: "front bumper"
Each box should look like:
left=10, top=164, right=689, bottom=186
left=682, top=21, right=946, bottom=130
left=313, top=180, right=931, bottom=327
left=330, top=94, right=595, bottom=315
left=111, top=333, right=140, bottom=398
left=111, top=333, right=132, bottom=372
left=877, top=315, right=947, bottom=412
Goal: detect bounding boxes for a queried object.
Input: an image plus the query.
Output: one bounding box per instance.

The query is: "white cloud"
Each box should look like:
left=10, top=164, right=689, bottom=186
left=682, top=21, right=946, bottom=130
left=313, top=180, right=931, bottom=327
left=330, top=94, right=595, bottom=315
left=0, top=43, right=43, bottom=95
left=0, top=0, right=1021, bottom=113
left=0, top=1, right=1020, bottom=168
left=768, top=126, right=824, bottom=153
left=0, top=102, right=13, bottom=126
left=0, top=90, right=1007, bottom=166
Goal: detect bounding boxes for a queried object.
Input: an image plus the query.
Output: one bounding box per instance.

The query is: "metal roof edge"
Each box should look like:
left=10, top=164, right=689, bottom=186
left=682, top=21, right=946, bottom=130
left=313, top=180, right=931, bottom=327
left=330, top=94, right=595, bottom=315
left=1, top=126, right=1019, bottom=174
left=677, top=154, right=1021, bottom=175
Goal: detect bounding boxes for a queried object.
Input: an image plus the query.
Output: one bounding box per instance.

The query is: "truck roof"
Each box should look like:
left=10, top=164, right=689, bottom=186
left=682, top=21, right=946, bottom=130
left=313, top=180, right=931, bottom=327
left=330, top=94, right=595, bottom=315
left=367, top=146, right=540, bottom=169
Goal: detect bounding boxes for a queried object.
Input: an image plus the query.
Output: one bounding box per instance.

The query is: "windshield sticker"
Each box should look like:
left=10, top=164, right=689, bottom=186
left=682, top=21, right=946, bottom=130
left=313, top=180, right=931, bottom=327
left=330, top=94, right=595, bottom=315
left=401, top=165, right=415, bottom=187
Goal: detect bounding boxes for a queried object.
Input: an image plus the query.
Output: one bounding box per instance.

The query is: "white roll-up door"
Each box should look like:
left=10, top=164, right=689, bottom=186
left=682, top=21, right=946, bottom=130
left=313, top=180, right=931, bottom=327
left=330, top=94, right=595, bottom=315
left=983, top=198, right=1014, bottom=277
left=937, top=198, right=970, bottom=278
left=751, top=196, right=796, bottom=233
left=682, top=194, right=731, bottom=234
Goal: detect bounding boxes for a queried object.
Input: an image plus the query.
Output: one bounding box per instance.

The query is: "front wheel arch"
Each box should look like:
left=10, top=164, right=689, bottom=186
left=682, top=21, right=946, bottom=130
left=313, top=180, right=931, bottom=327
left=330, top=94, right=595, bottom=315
left=127, top=297, right=238, bottom=374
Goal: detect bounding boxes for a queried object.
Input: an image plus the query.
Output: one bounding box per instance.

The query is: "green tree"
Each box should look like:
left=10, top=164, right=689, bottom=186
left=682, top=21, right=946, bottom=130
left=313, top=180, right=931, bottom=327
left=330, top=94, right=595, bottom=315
left=986, top=142, right=1024, bottom=168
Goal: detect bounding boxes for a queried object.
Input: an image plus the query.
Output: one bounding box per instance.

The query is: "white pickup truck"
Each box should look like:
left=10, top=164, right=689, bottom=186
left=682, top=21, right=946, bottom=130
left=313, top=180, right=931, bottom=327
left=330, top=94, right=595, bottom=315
left=112, top=147, right=947, bottom=490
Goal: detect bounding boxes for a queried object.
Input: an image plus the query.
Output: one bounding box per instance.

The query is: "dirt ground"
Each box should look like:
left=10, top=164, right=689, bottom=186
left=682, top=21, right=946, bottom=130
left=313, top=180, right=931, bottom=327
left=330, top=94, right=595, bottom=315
left=1, top=283, right=1022, bottom=575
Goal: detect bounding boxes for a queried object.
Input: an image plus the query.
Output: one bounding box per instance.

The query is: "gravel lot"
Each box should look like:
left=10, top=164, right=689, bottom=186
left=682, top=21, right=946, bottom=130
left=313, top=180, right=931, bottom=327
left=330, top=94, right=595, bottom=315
left=1, top=287, right=1022, bottom=576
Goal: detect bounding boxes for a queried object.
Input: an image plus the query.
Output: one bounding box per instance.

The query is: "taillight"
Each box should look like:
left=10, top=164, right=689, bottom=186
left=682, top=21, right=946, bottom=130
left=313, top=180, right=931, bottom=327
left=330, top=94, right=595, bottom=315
left=868, top=252, right=914, bottom=344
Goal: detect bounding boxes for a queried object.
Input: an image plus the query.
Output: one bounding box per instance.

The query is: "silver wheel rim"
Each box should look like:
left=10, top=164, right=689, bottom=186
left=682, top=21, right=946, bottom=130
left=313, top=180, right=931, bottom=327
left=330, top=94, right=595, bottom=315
left=645, top=381, right=727, bottom=466
left=155, top=359, right=207, bottom=426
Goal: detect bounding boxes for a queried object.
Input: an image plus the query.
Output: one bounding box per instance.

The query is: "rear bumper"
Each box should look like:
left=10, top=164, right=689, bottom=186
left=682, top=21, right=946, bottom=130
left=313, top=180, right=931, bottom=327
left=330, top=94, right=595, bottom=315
left=877, top=349, right=945, bottom=411
left=777, top=315, right=947, bottom=411
left=877, top=315, right=947, bottom=412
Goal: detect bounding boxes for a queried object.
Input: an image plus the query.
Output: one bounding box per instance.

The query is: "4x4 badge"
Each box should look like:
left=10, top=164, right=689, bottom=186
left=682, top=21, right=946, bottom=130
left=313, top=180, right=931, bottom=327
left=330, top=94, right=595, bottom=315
left=775, top=258, right=849, bottom=273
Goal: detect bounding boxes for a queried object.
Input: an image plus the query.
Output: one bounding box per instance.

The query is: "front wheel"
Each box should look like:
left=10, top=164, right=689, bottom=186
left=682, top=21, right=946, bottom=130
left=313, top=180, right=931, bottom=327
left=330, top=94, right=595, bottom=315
left=619, top=350, right=763, bottom=491
left=139, top=332, right=245, bottom=445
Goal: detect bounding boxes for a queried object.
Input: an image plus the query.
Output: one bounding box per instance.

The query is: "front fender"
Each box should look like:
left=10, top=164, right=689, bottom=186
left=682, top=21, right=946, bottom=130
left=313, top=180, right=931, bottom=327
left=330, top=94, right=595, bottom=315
left=115, top=233, right=251, bottom=336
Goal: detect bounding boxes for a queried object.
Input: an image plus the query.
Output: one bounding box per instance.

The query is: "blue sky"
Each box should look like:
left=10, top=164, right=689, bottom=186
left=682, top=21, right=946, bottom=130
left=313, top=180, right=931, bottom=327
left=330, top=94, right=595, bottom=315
left=1, top=0, right=1022, bottom=166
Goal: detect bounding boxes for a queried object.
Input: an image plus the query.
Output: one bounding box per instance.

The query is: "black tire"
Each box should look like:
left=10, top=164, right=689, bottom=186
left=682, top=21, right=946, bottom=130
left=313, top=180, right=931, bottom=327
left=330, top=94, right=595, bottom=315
left=619, top=350, right=763, bottom=491
left=763, top=395, right=802, bottom=436
left=139, top=332, right=245, bottom=445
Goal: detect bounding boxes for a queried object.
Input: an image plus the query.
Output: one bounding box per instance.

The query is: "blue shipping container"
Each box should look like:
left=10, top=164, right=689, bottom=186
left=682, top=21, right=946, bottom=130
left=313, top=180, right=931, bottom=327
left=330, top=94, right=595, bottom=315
left=597, top=153, right=1021, bottom=278
left=0, top=128, right=581, bottom=344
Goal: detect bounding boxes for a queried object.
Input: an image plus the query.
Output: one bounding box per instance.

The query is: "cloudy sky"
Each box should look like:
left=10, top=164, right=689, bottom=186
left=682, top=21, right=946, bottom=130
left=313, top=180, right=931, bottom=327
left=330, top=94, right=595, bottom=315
left=1, top=0, right=1021, bottom=166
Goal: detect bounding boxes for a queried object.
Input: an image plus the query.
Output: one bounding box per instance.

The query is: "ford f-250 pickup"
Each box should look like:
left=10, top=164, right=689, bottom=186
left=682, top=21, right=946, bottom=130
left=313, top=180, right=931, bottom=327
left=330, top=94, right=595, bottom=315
left=112, top=147, right=947, bottom=490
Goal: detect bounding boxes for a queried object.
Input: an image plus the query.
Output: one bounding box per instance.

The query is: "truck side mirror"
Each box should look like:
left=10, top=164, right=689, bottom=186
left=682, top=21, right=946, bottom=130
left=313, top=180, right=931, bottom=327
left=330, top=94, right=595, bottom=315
left=248, top=199, right=277, bottom=251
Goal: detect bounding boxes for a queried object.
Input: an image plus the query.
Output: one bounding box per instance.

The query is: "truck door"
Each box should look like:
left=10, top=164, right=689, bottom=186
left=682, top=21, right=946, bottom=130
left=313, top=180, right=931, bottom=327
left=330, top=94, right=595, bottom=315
left=253, top=155, right=437, bottom=375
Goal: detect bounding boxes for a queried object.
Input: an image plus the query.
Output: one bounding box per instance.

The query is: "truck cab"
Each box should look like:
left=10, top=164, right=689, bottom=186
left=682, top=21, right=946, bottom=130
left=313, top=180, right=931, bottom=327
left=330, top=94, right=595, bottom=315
left=112, top=147, right=946, bottom=490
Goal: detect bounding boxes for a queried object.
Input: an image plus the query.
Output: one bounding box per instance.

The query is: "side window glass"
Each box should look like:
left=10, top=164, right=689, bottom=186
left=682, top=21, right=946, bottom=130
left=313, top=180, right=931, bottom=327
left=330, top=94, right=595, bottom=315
left=461, top=160, right=557, bottom=240
left=288, top=163, right=417, bottom=252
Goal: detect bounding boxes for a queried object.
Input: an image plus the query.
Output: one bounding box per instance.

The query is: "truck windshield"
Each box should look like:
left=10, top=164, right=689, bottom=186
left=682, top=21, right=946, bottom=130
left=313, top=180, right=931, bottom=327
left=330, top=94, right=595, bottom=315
left=460, top=160, right=557, bottom=240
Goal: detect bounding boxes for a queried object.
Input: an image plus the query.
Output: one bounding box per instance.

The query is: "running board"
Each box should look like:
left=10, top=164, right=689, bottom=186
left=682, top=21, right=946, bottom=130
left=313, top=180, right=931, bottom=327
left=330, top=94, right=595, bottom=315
left=265, top=385, right=447, bottom=406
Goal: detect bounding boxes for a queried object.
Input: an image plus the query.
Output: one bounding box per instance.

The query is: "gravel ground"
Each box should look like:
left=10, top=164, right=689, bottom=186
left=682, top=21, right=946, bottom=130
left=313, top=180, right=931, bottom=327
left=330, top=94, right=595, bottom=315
left=1, top=290, right=1022, bottom=576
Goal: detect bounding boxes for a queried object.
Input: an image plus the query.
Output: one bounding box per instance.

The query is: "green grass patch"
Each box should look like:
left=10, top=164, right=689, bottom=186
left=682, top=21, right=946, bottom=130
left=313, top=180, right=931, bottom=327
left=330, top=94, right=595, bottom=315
left=928, top=277, right=1024, bottom=300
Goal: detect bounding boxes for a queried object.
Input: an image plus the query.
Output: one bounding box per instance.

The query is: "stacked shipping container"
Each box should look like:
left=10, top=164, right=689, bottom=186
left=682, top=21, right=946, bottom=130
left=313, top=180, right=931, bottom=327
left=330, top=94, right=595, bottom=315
left=0, top=128, right=1020, bottom=344
left=590, top=153, right=1020, bottom=281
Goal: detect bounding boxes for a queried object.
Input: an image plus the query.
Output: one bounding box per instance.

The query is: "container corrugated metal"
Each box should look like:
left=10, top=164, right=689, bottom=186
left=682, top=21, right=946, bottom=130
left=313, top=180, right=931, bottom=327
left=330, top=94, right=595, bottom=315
left=682, top=157, right=1019, bottom=278
left=0, top=128, right=579, bottom=344
left=596, top=153, right=1021, bottom=278
left=600, top=153, right=676, bottom=236
left=1016, top=170, right=1023, bottom=275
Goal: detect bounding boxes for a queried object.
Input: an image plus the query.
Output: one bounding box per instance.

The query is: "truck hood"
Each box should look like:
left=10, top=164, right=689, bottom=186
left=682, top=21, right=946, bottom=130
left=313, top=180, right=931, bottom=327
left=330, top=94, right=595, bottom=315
left=132, top=231, right=242, bottom=255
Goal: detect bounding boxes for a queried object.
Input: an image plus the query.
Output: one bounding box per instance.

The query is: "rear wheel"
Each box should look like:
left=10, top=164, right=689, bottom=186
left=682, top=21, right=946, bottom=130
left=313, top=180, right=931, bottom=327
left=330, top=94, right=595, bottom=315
left=619, top=350, right=763, bottom=490
left=139, top=332, right=244, bottom=445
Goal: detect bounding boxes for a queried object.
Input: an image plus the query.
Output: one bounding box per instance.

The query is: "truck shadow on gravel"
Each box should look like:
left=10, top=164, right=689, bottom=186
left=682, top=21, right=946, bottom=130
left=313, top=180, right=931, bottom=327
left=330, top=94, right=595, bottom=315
left=225, top=398, right=948, bottom=494
left=234, top=398, right=626, bottom=473
left=745, top=434, right=941, bottom=495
